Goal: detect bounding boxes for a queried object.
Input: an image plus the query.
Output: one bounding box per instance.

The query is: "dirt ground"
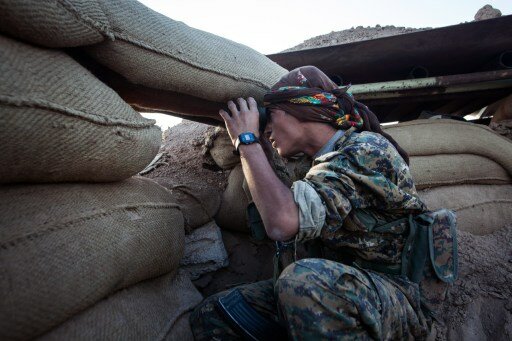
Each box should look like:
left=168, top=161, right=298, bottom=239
left=142, top=120, right=229, bottom=191
left=436, top=224, right=512, bottom=340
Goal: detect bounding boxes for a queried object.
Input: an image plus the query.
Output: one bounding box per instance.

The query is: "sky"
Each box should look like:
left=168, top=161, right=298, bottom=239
left=138, top=0, right=511, bottom=129
left=138, top=0, right=511, bottom=54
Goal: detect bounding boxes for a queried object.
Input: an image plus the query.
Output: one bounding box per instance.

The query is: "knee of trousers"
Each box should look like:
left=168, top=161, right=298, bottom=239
left=275, top=258, right=366, bottom=308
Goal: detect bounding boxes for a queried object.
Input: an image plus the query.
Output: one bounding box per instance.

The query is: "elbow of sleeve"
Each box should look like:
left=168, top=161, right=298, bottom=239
left=266, top=216, right=298, bottom=242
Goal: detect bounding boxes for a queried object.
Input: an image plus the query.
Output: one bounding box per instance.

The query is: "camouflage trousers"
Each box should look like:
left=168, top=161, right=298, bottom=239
left=190, top=258, right=431, bottom=340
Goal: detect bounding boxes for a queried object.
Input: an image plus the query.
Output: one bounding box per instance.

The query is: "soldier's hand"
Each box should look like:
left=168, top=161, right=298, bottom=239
left=219, top=97, right=260, bottom=146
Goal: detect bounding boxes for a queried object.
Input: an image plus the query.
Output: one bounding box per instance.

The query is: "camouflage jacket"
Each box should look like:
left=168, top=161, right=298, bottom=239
left=291, top=127, right=427, bottom=266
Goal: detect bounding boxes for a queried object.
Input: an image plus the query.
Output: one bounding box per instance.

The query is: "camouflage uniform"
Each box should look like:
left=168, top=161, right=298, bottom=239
left=191, top=128, right=451, bottom=340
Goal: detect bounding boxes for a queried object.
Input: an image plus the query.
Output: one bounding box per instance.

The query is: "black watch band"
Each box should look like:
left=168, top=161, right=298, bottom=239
left=234, top=132, right=259, bottom=154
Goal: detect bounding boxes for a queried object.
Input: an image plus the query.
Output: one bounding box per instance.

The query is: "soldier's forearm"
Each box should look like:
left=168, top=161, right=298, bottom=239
left=239, top=143, right=299, bottom=241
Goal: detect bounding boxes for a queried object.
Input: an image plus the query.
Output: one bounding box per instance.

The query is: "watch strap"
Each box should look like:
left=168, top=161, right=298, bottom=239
left=235, top=132, right=259, bottom=153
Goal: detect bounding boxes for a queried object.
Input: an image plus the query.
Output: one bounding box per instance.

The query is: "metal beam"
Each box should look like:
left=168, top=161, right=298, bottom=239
left=351, top=69, right=512, bottom=100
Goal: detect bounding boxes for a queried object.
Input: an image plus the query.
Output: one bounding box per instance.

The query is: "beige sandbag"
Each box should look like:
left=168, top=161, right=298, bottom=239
left=0, top=34, right=161, bottom=183
left=85, top=0, right=287, bottom=103
left=40, top=271, right=202, bottom=341
left=410, top=154, right=511, bottom=189
left=0, top=0, right=112, bottom=47
left=0, top=177, right=185, bottom=340
left=209, top=129, right=240, bottom=170
left=215, top=164, right=251, bottom=232
left=418, top=184, right=512, bottom=235
left=383, top=119, right=512, bottom=175
left=153, top=177, right=221, bottom=233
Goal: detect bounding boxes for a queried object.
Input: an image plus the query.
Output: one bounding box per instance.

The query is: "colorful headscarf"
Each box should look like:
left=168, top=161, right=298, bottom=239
left=263, top=66, right=410, bottom=165
left=263, top=66, right=364, bottom=130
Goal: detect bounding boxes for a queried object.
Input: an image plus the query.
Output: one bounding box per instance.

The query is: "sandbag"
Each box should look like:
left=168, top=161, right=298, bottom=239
left=0, top=0, right=112, bottom=47
left=0, top=34, right=161, bottom=183
left=383, top=119, right=512, bottom=175
left=153, top=178, right=221, bottom=233
left=40, top=271, right=202, bottom=341
left=215, top=164, right=251, bottom=232
left=180, top=221, right=229, bottom=280
left=84, top=0, right=287, bottom=104
left=0, top=177, right=185, bottom=340
left=209, top=128, right=240, bottom=170
left=418, top=184, right=512, bottom=235
left=410, top=154, right=511, bottom=189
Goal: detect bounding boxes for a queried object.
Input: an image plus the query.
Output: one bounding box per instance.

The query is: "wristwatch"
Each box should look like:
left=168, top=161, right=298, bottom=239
left=234, top=132, right=259, bottom=154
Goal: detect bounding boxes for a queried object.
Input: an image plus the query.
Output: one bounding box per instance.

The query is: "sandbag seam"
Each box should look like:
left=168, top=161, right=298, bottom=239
left=0, top=95, right=156, bottom=128
left=112, top=32, right=274, bottom=90
left=58, top=0, right=115, bottom=41
left=1, top=203, right=182, bottom=249
left=452, top=199, right=512, bottom=212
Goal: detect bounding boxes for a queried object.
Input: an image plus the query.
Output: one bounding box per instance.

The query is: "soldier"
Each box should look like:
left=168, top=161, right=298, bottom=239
left=190, top=66, right=457, bottom=340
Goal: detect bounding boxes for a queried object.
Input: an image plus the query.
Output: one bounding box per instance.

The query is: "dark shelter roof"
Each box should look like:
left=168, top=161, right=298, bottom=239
left=267, top=15, right=512, bottom=123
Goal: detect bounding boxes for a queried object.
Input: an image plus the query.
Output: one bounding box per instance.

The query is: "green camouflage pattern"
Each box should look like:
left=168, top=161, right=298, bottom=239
left=303, top=129, right=426, bottom=265
left=428, top=209, right=457, bottom=283
left=190, top=259, right=431, bottom=340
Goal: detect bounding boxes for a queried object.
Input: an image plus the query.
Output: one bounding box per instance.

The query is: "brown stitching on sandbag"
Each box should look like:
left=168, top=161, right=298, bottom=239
left=112, top=32, right=274, bottom=90
left=0, top=95, right=156, bottom=129
left=417, top=176, right=511, bottom=187
left=0, top=203, right=182, bottom=250
left=453, top=199, right=512, bottom=211
left=58, top=0, right=115, bottom=40
left=384, top=120, right=512, bottom=145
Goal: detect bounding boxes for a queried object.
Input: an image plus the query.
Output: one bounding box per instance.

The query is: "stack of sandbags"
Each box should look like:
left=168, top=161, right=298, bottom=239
left=0, top=34, right=161, bottom=183
left=384, top=119, right=512, bottom=235
left=0, top=178, right=186, bottom=339
left=0, top=0, right=290, bottom=336
left=0, top=0, right=286, bottom=124
left=82, top=0, right=287, bottom=117
left=0, top=10, right=186, bottom=339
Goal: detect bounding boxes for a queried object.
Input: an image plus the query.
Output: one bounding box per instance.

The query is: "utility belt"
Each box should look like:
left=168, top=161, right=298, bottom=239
left=273, top=209, right=458, bottom=308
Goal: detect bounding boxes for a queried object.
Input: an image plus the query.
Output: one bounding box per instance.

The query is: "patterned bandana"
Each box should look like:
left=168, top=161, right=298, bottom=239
left=264, top=71, right=364, bottom=130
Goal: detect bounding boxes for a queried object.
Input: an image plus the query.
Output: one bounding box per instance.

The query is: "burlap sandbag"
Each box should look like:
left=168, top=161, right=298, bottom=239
left=383, top=119, right=512, bottom=175
left=215, top=164, right=251, bottom=232
left=410, top=154, right=511, bottom=189
left=0, top=34, right=161, bottom=183
left=0, top=177, right=185, bottom=340
left=84, top=0, right=287, bottom=103
left=39, top=271, right=201, bottom=341
left=418, top=184, right=512, bottom=235
left=152, top=177, right=221, bottom=233
left=0, top=0, right=112, bottom=47
left=209, top=129, right=240, bottom=170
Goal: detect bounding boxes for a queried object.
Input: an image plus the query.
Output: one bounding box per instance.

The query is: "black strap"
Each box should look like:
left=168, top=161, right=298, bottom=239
left=215, top=289, right=287, bottom=341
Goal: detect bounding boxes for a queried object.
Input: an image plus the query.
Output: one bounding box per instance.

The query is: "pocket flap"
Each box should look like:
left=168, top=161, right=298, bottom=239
left=428, top=209, right=458, bottom=283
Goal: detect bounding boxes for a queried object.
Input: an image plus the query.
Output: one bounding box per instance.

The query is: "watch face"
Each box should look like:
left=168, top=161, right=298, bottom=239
left=240, top=133, right=255, bottom=144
